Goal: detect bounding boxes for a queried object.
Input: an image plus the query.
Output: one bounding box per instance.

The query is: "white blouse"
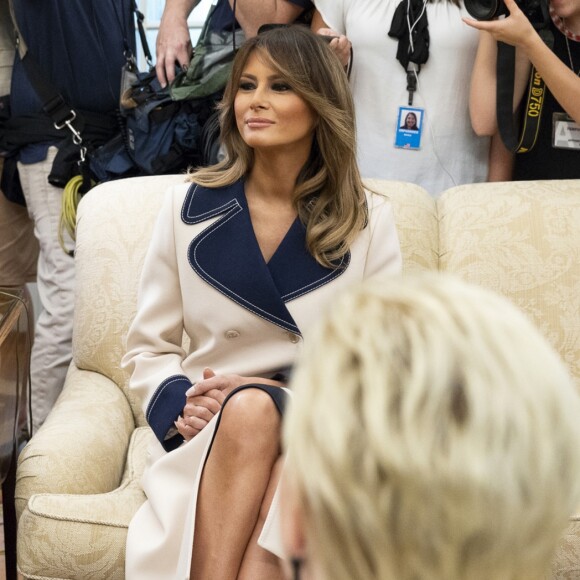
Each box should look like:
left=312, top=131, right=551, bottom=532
left=315, top=0, right=490, bottom=195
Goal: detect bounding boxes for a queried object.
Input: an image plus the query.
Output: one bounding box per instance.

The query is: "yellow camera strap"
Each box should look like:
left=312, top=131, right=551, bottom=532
left=514, top=66, right=546, bottom=153
left=496, top=28, right=553, bottom=154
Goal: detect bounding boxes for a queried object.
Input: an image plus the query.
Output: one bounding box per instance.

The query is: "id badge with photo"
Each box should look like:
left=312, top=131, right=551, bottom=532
left=552, top=112, right=580, bottom=150
left=394, top=106, right=424, bottom=150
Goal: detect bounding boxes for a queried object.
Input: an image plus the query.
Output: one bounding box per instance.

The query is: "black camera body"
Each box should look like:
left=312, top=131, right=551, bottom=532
left=464, top=0, right=548, bottom=25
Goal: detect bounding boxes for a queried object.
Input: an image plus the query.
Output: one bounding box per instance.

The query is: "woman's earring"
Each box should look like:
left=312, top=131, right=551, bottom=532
left=291, top=557, right=303, bottom=580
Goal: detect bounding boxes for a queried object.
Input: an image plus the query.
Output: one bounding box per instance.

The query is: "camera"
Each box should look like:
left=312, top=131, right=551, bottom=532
left=464, top=0, right=547, bottom=24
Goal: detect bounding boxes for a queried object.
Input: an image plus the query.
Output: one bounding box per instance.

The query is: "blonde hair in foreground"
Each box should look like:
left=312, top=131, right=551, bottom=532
left=189, top=25, right=367, bottom=268
left=284, top=273, right=580, bottom=580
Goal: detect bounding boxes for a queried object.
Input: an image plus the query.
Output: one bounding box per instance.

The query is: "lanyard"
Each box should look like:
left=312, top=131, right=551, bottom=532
left=407, top=68, right=419, bottom=106
left=388, top=0, right=430, bottom=106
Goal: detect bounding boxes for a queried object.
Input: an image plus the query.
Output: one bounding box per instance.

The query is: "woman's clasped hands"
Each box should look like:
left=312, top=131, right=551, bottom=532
left=174, top=368, right=286, bottom=441
left=175, top=368, right=231, bottom=441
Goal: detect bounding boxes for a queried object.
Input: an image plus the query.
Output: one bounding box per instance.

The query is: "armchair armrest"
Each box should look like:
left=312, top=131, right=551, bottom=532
left=15, top=363, right=135, bottom=519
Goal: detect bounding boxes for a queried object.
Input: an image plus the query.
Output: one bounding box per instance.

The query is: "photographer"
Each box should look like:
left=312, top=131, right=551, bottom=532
left=0, top=0, right=38, bottom=289
left=155, top=0, right=316, bottom=88
left=465, top=0, right=580, bottom=180
left=3, top=0, right=136, bottom=429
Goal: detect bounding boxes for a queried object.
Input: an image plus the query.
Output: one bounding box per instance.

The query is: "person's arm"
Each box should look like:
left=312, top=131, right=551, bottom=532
left=487, top=132, right=514, bottom=181
left=156, top=0, right=309, bottom=87
left=468, top=30, right=531, bottom=135
left=469, top=31, right=500, bottom=135
left=311, top=8, right=326, bottom=31
left=231, top=0, right=305, bottom=38
left=122, top=188, right=192, bottom=450
left=156, top=0, right=201, bottom=87
left=311, top=9, right=351, bottom=68
left=465, top=0, right=580, bottom=124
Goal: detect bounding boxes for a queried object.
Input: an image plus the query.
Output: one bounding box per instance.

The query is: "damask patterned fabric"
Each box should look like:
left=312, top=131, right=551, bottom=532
left=439, top=180, right=580, bottom=386
left=72, top=174, right=185, bottom=426
left=365, top=178, right=438, bottom=275
left=15, top=176, right=580, bottom=579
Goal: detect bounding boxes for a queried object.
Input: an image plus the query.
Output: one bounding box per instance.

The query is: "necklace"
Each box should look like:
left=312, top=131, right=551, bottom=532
left=553, top=10, right=580, bottom=41
left=565, top=36, right=580, bottom=76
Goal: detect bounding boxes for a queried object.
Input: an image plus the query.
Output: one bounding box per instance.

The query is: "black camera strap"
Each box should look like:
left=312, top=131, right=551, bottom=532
left=496, top=42, right=546, bottom=153
left=495, top=20, right=554, bottom=153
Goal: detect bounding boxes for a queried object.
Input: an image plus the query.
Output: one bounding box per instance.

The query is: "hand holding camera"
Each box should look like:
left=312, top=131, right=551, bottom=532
left=463, top=0, right=546, bottom=52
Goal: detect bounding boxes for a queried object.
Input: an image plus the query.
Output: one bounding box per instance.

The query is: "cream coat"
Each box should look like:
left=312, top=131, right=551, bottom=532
left=122, top=179, right=401, bottom=579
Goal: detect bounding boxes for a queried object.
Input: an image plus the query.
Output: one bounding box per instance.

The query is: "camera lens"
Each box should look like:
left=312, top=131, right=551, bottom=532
left=464, top=0, right=503, bottom=20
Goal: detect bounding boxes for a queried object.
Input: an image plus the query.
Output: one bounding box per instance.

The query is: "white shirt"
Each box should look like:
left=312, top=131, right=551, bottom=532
left=315, top=0, right=490, bottom=195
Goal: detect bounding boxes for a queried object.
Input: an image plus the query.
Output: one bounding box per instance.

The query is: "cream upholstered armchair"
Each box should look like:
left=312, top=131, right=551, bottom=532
left=15, top=176, right=580, bottom=579
left=16, top=174, right=183, bottom=579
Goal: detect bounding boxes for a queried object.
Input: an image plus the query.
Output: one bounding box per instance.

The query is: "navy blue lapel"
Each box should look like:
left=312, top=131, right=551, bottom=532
left=182, top=180, right=349, bottom=335
left=268, top=218, right=350, bottom=302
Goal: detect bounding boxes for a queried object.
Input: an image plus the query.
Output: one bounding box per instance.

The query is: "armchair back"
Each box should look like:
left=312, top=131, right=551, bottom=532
left=74, top=174, right=185, bottom=425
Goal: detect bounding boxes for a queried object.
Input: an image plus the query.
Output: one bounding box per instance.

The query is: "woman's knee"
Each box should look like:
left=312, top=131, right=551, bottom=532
left=219, top=388, right=281, bottom=442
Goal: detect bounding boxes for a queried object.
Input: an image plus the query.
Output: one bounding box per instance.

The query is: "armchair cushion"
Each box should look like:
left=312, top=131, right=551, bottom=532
left=17, top=426, right=152, bottom=580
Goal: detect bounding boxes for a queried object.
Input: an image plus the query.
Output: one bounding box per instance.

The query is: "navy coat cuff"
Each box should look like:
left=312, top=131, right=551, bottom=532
left=146, top=374, right=192, bottom=451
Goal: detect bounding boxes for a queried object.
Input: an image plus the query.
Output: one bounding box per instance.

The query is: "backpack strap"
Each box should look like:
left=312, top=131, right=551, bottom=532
left=8, top=0, right=84, bottom=143
left=7, top=0, right=148, bottom=140
left=131, top=0, right=153, bottom=69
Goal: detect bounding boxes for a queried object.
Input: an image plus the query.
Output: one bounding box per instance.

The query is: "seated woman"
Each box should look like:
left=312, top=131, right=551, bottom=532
left=122, top=25, right=402, bottom=580
left=282, top=273, right=580, bottom=580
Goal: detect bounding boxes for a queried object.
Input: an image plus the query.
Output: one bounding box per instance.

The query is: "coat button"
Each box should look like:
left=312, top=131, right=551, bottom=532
left=225, top=330, right=240, bottom=339
left=288, top=332, right=300, bottom=343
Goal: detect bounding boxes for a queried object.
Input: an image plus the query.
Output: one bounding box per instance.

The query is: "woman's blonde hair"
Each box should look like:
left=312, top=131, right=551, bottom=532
left=284, top=273, right=580, bottom=580
left=189, top=25, right=367, bottom=268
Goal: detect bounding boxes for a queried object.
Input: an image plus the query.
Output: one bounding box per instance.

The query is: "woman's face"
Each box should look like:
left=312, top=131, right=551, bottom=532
left=234, top=51, right=318, bottom=157
left=405, top=113, right=417, bottom=128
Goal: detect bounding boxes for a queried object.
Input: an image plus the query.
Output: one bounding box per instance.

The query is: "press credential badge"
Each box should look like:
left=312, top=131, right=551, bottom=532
left=553, top=113, right=580, bottom=150
left=394, top=106, right=425, bottom=150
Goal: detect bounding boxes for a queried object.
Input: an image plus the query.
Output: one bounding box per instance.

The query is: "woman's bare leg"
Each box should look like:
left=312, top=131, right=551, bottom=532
left=190, top=388, right=282, bottom=580
left=237, top=457, right=285, bottom=580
